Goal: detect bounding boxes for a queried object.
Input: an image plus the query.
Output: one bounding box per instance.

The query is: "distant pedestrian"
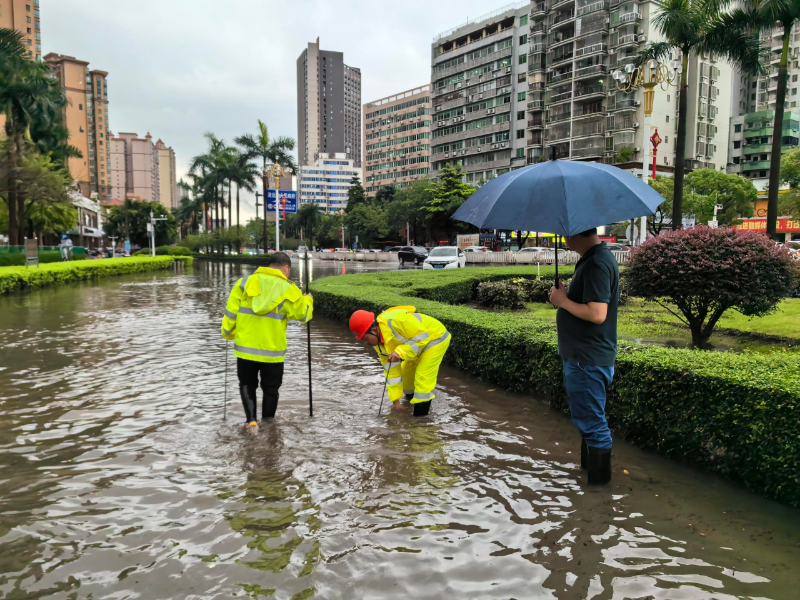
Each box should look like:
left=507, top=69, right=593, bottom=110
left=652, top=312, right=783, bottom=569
left=549, top=228, right=619, bottom=484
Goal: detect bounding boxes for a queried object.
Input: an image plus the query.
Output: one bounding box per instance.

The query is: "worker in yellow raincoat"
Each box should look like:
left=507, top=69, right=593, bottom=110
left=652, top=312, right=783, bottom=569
left=221, top=252, right=313, bottom=433
left=349, top=306, right=450, bottom=416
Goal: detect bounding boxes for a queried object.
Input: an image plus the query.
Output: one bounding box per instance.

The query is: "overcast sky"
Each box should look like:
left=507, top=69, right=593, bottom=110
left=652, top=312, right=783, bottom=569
left=46, top=0, right=500, bottom=222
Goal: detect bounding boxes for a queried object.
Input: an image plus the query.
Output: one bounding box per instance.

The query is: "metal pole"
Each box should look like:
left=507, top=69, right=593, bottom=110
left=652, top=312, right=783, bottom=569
left=640, top=112, right=650, bottom=245
left=377, top=371, right=388, bottom=416
left=223, top=341, right=229, bottom=421
left=274, top=175, right=281, bottom=253
left=304, top=252, right=313, bottom=417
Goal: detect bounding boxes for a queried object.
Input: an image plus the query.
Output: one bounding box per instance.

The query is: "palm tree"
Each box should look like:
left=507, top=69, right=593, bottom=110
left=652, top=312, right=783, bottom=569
left=235, top=120, right=298, bottom=249
left=638, top=0, right=762, bottom=229
left=189, top=133, right=235, bottom=237
left=0, top=28, right=27, bottom=62
left=229, top=153, right=259, bottom=253
left=1, top=46, right=71, bottom=244
left=298, top=202, right=323, bottom=247
left=728, top=1, right=800, bottom=237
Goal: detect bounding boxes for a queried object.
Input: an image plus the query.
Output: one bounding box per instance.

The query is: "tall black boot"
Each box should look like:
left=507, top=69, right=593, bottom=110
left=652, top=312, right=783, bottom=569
left=240, top=385, right=258, bottom=425
left=581, top=439, right=588, bottom=470
left=587, top=446, right=611, bottom=485
left=262, top=394, right=278, bottom=420
left=413, top=401, right=431, bottom=417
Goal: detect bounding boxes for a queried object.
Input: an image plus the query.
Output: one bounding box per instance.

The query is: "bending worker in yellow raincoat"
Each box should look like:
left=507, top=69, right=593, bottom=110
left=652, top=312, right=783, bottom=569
left=349, top=306, right=450, bottom=416
left=221, top=252, right=313, bottom=433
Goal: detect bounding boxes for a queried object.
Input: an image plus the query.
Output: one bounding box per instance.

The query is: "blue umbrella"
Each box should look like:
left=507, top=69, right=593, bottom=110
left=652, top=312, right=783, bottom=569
left=451, top=158, right=665, bottom=280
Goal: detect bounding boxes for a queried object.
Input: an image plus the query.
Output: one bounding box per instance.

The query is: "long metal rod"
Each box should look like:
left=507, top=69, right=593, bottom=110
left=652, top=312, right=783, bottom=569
left=377, top=371, right=388, bottom=416
left=223, top=340, right=229, bottom=421
left=304, top=252, right=313, bottom=417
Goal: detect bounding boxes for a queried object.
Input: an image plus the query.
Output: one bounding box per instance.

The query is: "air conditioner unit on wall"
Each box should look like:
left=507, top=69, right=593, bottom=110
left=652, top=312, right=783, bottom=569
left=633, top=123, right=640, bottom=128
left=637, top=35, right=647, bottom=43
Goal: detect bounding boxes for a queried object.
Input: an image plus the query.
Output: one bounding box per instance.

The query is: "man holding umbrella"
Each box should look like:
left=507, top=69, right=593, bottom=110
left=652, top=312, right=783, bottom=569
left=451, top=151, right=663, bottom=485
left=549, top=229, right=618, bottom=484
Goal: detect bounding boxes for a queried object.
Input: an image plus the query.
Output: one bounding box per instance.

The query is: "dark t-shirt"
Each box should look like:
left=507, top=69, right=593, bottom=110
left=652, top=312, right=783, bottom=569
left=556, top=242, right=619, bottom=367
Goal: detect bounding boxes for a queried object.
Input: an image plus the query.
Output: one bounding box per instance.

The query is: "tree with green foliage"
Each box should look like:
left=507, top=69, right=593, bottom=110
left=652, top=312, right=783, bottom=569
left=638, top=0, right=762, bottom=230
left=105, top=199, right=176, bottom=247
left=424, top=165, right=475, bottom=243
left=345, top=203, right=388, bottom=248
left=615, top=146, right=635, bottom=164
left=346, top=174, right=368, bottom=211
left=684, top=168, right=757, bottom=225
left=374, top=184, right=396, bottom=204
left=388, top=179, right=433, bottom=244
left=314, top=213, right=344, bottom=248
left=298, top=202, right=323, bottom=246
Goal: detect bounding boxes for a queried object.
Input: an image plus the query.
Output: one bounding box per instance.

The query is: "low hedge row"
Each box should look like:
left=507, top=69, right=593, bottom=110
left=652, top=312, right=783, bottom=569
left=133, top=245, right=193, bottom=257
left=311, top=267, right=800, bottom=507
left=193, top=253, right=274, bottom=263
left=0, top=256, right=177, bottom=294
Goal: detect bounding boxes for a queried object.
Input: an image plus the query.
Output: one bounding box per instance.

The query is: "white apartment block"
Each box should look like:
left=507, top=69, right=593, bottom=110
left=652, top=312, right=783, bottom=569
left=298, top=153, right=363, bottom=214
left=521, top=0, right=732, bottom=176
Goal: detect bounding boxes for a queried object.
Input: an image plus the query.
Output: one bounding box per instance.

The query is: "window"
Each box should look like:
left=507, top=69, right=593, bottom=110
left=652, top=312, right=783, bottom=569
left=667, top=94, right=670, bottom=102
left=793, top=88, right=798, bottom=96
left=751, top=93, right=756, bottom=101
left=27, top=28, right=31, bottom=34
left=518, top=92, right=525, bottom=101
left=79, top=104, right=83, bottom=110
left=519, top=35, right=528, bottom=45
left=794, top=74, right=799, bottom=82
left=752, top=81, right=757, bottom=89
left=520, top=14, right=528, bottom=26
left=734, top=123, right=742, bottom=132
left=517, top=110, right=525, bottom=120
left=665, top=136, right=668, bottom=143
left=666, top=115, right=669, bottom=123
left=734, top=140, right=741, bottom=149
left=516, top=129, right=525, bottom=139
left=27, top=16, right=31, bottom=23
left=26, top=4, right=31, bottom=11
left=519, top=54, right=527, bottom=65
left=515, top=148, right=524, bottom=158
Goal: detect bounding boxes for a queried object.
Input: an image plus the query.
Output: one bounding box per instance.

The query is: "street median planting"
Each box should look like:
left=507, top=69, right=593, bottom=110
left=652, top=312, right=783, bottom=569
left=0, top=256, right=178, bottom=294
left=312, top=267, right=800, bottom=507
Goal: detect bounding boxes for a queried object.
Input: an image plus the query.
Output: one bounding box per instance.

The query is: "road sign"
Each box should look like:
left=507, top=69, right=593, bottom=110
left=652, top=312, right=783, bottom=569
left=266, top=190, right=297, bottom=214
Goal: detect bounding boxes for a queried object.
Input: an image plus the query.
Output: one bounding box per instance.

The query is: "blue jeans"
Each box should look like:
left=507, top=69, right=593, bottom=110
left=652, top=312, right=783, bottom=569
left=562, top=360, right=614, bottom=449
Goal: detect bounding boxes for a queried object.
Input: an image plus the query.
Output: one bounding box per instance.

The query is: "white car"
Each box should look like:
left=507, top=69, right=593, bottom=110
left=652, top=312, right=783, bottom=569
left=463, top=246, right=491, bottom=253
left=423, top=246, right=466, bottom=270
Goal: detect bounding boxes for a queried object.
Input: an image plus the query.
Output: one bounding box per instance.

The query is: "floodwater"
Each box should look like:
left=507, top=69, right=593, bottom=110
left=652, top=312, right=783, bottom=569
left=1, top=260, right=798, bottom=600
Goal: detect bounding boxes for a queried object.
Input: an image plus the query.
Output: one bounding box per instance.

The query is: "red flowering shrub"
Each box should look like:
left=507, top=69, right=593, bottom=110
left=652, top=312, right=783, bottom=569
left=626, top=227, right=797, bottom=348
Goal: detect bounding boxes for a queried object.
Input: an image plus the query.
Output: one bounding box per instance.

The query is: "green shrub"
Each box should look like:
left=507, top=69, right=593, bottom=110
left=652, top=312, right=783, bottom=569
left=132, top=245, right=192, bottom=257
left=476, top=280, right=527, bottom=308
left=0, top=256, right=176, bottom=294
left=311, top=267, right=800, bottom=507
left=167, top=246, right=193, bottom=256
left=0, top=250, right=80, bottom=266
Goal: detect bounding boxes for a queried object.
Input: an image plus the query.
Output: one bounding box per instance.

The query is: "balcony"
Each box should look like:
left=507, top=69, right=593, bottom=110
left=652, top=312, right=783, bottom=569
left=574, top=84, right=606, bottom=100
left=744, top=126, right=774, bottom=138
left=530, top=22, right=546, bottom=34
left=527, top=100, right=545, bottom=110
left=549, top=70, right=574, bottom=84
left=530, top=2, right=546, bottom=17
left=574, top=104, right=606, bottom=119
left=741, top=160, right=771, bottom=171
left=743, top=142, right=771, bottom=154
left=574, top=64, right=608, bottom=80
left=548, top=111, right=573, bottom=124
left=550, top=90, right=573, bottom=104
left=616, top=34, right=638, bottom=48
left=575, top=42, right=607, bottom=57
left=548, top=32, right=575, bottom=47
left=548, top=0, right=576, bottom=10
left=618, top=12, right=642, bottom=25
left=527, top=118, right=545, bottom=129
left=572, top=143, right=606, bottom=157
left=528, top=81, right=546, bottom=91
left=551, top=10, right=576, bottom=28
left=577, top=1, right=608, bottom=17
left=612, top=97, right=638, bottom=110
left=550, top=51, right=575, bottom=67
left=576, top=18, right=610, bottom=38
left=573, top=121, right=605, bottom=137
left=528, top=134, right=544, bottom=146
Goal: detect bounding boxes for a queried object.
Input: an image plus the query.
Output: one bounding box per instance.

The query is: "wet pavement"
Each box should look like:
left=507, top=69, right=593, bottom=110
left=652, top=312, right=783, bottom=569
left=0, top=260, right=798, bottom=599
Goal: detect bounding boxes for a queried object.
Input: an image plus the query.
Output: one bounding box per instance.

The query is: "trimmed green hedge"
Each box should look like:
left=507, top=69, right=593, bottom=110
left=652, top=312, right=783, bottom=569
left=0, top=256, right=177, bottom=294
left=193, top=253, right=275, bottom=264
left=133, top=245, right=193, bottom=257
left=311, top=267, right=800, bottom=507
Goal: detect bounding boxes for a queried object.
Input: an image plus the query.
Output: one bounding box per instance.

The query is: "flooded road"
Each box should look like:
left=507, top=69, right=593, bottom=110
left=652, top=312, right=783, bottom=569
left=1, top=260, right=798, bottom=599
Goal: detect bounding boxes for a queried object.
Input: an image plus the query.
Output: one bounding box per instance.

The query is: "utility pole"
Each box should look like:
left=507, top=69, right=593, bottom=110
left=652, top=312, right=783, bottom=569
left=255, top=192, right=264, bottom=253
left=149, top=210, right=167, bottom=257
left=109, top=236, right=117, bottom=259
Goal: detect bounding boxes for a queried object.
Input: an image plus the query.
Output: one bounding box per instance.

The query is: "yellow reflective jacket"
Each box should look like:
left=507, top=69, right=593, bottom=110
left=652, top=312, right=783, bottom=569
left=374, top=306, right=448, bottom=363
left=221, top=267, right=313, bottom=363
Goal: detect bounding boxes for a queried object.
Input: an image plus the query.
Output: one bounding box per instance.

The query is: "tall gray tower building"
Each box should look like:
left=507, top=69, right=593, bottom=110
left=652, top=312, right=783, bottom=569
left=297, top=38, right=362, bottom=167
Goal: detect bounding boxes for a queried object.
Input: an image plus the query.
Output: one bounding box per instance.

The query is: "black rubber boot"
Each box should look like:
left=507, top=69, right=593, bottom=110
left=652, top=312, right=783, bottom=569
left=262, top=394, right=278, bottom=420
left=587, top=446, right=611, bottom=485
left=581, top=439, right=588, bottom=470
left=413, top=401, right=431, bottom=417
left=404, top=393, right=414, bottom=402
left=240, top=385, right=258, bottom=424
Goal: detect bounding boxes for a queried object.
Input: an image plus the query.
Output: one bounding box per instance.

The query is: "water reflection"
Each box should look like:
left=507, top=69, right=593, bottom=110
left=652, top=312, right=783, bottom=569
left=0, top=261, right=797, bottom=599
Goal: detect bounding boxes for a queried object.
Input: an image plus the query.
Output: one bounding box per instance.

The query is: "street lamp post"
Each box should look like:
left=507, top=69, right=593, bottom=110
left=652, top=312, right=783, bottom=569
left=613, top=58, right=680, bottom=242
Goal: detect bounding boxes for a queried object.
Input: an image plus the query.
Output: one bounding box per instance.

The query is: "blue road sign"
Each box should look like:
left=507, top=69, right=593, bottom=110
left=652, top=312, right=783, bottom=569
left=266, top=190, right=297, bottom=214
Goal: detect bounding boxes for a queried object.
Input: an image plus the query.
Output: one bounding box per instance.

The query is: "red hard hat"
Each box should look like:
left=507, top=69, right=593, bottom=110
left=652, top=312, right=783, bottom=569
left=349, top=310, right=375, bottom=340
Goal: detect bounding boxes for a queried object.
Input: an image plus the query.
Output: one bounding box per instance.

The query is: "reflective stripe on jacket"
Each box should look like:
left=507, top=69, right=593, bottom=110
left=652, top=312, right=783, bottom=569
left=221, top=267, right=313, bottom=363
left=374, top=306, right=449, bottom=400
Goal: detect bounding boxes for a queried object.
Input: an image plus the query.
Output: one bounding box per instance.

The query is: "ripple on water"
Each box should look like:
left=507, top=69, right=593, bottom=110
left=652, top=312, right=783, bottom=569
left=0, top=263, right=798, bottom=599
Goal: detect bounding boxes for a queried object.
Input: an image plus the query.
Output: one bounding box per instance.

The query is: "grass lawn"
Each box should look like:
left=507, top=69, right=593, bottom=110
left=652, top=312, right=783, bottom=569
left=519, top=298, right=800, bottom=352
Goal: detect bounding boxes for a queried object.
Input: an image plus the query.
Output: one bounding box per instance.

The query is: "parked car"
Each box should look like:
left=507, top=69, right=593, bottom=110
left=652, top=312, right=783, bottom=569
left=384, top=246, right=402, bottom=253
left=398, top=246, right=429, bottom=265
left=463, top=246, right=491, bottom=253
left=606, top=243, right=631, bottom=252
left=423, top=246, right=466, bottom=270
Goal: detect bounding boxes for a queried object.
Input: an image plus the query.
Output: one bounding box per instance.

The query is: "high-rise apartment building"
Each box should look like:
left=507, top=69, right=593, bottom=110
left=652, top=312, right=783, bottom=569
left=363, top=86, right=431, bottom=195
left=109, top=134, right=127, bottom=201
left=298, top=152, right=362, bottom=214
left=112, top=132, right=160, bottom=203
left=727, top=28, right=800, bottom=188
left=297, top=38, right=362, bottom=167
left=430, top=3, right=531, bottom=185
left=154, top=139, right=178, bottom=209
left=522, top=0, right=731, bottom=176
left=44, top=53, right=112, bottom=200
left=0, top=0, right=42, bottom=61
